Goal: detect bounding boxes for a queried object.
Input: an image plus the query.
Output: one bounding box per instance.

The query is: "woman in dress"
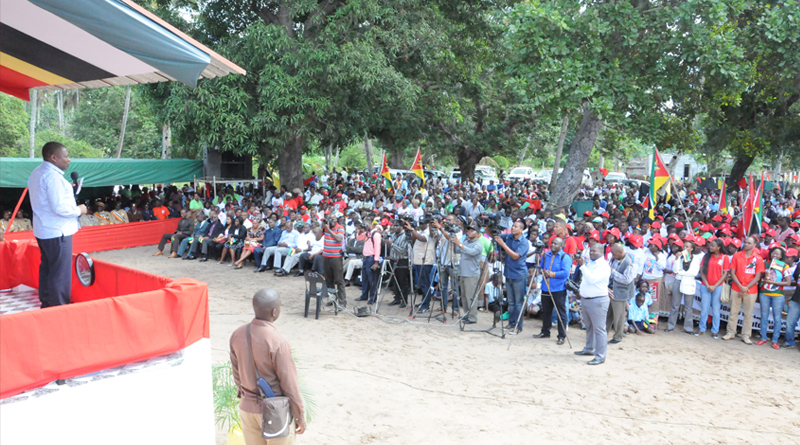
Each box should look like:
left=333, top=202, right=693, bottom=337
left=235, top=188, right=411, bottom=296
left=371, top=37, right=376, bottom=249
left=218, top=217, right=247, bottom=266
left=234, top=218, right=266, bottom=269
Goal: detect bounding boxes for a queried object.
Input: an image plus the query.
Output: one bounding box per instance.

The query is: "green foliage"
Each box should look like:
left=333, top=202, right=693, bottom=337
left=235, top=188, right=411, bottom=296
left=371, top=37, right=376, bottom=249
left=0, top=93, right=29, bottom=155
left=16, top=129, right=104, bottom=159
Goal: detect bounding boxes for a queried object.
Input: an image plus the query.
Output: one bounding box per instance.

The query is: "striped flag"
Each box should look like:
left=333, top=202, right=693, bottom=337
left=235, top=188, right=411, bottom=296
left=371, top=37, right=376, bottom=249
left=649, top=147, right=670, bottom=219
left=753, top=172, right=764, bottom=234
left=719, top=180, right=727, bottom=214
left=411, top=148, right=425, bottom=186
left=380, top=154, right=393, bottom=190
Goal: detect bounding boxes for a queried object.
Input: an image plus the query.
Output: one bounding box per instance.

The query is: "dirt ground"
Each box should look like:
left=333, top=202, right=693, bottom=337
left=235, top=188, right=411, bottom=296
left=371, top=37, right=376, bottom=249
left=93, top=246, right=800, bottom=445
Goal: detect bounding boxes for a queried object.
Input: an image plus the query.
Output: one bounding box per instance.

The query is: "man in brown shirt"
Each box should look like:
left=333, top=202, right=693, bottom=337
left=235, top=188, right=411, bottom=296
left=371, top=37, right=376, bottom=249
left=230, top=289, right=306, bottom=444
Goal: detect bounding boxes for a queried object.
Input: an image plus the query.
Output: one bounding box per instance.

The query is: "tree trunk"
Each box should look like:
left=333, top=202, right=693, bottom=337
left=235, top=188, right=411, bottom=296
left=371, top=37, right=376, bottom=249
left=28, top=88, right=37, bottom=158
left=278, top=134, right=305, bottom=192
left=517, top=143, right=527, bottom=167
left=549, top=107, right=602, bottom=209
left=57, top=90, right=65, bottom=134
left=666, top=151, right=682, bottom=177
left=363, top=134, right=374, bottom=175
left=324, top=144, right=332, bottom=172
left=456, top=146, right=486, bottom=182
left=549, top=114, right=570, bottom=193
left=727, top=153, right=756, bottom=191
left=115, top=87, right=131, bottom=158
left=161, top=122, right=171, bottom=159
left=389, top=150, right=404, bottom=169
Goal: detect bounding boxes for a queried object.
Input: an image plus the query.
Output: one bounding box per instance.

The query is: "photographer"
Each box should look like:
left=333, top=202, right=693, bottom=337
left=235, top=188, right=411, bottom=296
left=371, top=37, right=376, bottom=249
left=408, top=215, right=437, bottom=313
left=322, top=217, right=347, bottom=308
left=494, top=219, right=530, bottom=332
left=437, top=220, right=483, bottom=324
left=386, top=220, right=411, bottom=307
left=431, top=215, right=462, bottom=313
left=356, top=221, right=382, bottom=304
left=535, top=237, right=572, bottom=345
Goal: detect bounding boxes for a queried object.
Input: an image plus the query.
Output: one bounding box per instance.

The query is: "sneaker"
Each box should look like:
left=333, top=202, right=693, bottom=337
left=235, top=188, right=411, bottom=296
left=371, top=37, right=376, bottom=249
left=721, top=333, right=735, bottom=341
left=417, top=307, right=429, bottom=314
left=712, top=333, right=719, bottom=340
left=742, top=337, right=753, bottom=345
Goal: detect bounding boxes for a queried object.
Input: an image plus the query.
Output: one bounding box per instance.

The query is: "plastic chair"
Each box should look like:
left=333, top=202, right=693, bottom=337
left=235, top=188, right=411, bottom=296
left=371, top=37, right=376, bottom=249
left=305, top=272, right=336, bottom=319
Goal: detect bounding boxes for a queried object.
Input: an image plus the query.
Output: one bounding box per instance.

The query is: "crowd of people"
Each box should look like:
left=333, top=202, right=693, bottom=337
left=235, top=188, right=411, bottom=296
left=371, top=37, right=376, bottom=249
left=12, top=165, right=800, bottom=364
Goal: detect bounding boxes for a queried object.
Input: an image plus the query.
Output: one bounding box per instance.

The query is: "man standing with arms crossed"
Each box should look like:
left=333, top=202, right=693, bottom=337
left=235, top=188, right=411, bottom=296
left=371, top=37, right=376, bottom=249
left=27, top=142, right=87, bottom=308
left=574, top=243, right=612, bottom=365
left=230, top=289, right=306, bottom=444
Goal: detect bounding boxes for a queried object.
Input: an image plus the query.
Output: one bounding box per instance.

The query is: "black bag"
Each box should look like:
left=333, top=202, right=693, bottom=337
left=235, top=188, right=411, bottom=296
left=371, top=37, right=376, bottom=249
left=246, top=324, right=293, bottom=439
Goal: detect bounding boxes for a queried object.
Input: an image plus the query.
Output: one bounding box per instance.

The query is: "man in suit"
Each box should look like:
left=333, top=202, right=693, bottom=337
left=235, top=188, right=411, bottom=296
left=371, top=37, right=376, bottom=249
left=180, top=213, right=211, bottom=259
left=154, top=209, right=194, bottom=258
left=199, top=210, right=227, bottom=262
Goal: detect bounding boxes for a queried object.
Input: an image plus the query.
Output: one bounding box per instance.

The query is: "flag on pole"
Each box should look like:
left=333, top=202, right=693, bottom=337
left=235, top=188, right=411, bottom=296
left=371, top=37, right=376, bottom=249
left=411, top=148, right=425, bottom=186
left=719, top=180, right=727, bottom=214
left=649, top=147, right=670, bottom=219
left=741, top=173, right=755, bottom=238
left=380, top=154, right=393, bottom=190
left=753, top=172, right=764, bottom=234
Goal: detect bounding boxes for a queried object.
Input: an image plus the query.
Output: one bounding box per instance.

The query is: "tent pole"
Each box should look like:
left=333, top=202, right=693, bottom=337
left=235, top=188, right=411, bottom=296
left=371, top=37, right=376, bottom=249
left=6, top=188, right=28, bottom=234
left=213, top=176, right=216, bottom=203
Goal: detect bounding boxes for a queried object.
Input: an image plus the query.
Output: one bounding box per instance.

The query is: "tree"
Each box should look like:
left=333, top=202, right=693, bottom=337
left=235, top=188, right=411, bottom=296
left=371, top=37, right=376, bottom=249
left=506, top=0, right=750, bottom=207
left=0, top=93, right=29, bottom=157
left=702, top=1, right=800, bottom=189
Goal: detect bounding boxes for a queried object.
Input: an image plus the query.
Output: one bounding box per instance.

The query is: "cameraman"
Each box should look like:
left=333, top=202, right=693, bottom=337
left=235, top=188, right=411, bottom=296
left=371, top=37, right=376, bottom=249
left=407, top=215, right=437, bottom=313
left=356, top=221, right=382, bottom=304
left=385, top=219, right=411, bottom=307
left=437, top=220, right=483, bottom=324
left=535, top=237, right=572, bottom=345
left=430, top=215, right=461, bottom=313
left=494, top=220, right=530, bottom=332
left=322, top=217, right=347, bottom=308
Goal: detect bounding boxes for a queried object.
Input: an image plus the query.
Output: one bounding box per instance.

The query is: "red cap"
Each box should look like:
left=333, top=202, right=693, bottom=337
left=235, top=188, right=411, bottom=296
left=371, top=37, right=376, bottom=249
left=692, top=221, right=702, bottom=229
left=722, top=238, right=731, bottom=246
left=584, top=211, right=593, bottom=217
left=766, top=229, right=777, bottom=237
left=589, top=231, right=601, bottom=242
left=651, top=221, right=662, bottom=229
left=674, top=221, right=685, bottom=228
left=720, top=228, right=732, bottom=236
left=668, top=233, right=680, bottom=241
left=790, top=221, right=799, bottom=228
left=380, top=218, right=390, bottom=226
left=674, top=239, right=684, bottom=248
left=732, top=238, right=742, bottom=248
left=649, top=238, right=663, bottom=249
left=607, top=227, right=622, bottom=241
left=762, top=222, right=770, bottom=230
left=694, top=237, right=706, bottom=247
left=769, top=242, right=783, bottom=250
left=786, top=248, right=798, bottom=257
left=788, top=234, right=800, bottom=242
left=628, top=234, right=644, bottom=248
left=601, top=212, right=609, bottom=218
left=300, top=206, right=307, bottom=210
left=712, top=215, right=723, bottom=222
left=323, top=191, right=329, bottom=196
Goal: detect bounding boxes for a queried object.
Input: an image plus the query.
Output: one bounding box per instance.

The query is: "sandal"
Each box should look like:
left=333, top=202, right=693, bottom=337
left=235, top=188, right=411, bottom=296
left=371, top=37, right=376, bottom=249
left=772, top=342, right=780, bottom=350
left=234, top=264, right=243, bottom=270
left=754, top=340, right=768, bottom=346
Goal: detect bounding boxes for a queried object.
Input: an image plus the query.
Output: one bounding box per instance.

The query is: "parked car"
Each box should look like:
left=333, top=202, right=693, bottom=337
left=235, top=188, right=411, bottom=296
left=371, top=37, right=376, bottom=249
left=424, top=169, right=446, bottom=182
left=447, top=170, right=462, bottom=185
left=475, top=169, right=499, bottom=186
left=603, top=172, right=628, bottom=183
left=507, top=167, right=536, bottom=182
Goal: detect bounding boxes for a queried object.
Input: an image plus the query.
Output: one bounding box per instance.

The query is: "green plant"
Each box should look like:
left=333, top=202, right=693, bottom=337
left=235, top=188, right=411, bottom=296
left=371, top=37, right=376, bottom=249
left=212, top=350, right=319, bottom=434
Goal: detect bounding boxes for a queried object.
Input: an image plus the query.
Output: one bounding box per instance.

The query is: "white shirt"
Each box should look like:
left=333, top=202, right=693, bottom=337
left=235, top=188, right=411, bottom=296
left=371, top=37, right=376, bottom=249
left=27, top=161, right=81, bottom=238
left=641, top=251, right=666, bottom=280
left=578, top=257, right=611, bottom=298
left=625, top=247, right=647, bottom=277
left=296, top=232, right=316, bottom=252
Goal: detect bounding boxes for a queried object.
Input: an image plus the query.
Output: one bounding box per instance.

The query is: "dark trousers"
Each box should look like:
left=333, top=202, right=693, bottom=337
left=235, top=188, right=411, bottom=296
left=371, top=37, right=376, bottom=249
left=540, top=289, right=568, bottom=339
left=361, top=257, right=379, bottom=301
left=390, top=259, right=411, bottom=302
left=157, top=233, right=185, bottom=253
left=36, top=235, right=73, bottom=308
left=323, top=256, right=347, bottom=305
left=299, top=253, right=323, bottom=274
left=413, top=264, right=434, bottom=309
left=204, top=241, right=224, bottom=259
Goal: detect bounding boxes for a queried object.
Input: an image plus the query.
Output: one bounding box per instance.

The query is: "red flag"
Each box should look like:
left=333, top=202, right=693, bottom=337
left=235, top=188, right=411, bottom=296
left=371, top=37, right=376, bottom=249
left=411, top=148, right=425, bottom=185
left=742, top=173, right=755, bottom=237
left=719, top=180, right=727, bottom=214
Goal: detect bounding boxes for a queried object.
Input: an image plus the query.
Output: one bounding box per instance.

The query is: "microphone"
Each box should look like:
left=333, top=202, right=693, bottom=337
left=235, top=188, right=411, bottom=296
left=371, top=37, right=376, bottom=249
left=71, top=171, right=83, bottom=197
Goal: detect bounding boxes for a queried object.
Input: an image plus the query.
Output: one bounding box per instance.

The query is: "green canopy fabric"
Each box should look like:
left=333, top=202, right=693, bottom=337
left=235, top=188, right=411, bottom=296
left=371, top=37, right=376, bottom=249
left=0, top=158, right=203, bottom=188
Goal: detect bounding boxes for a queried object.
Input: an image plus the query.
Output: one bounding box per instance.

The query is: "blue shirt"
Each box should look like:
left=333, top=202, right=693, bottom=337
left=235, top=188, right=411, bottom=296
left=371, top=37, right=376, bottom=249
left=500, top=233, right=529, bottom=280
left=628, top=293, right=652, bottom=322
left=540, top=250, right=572, bottom=292
left=261, top=227, right=283, bottom=248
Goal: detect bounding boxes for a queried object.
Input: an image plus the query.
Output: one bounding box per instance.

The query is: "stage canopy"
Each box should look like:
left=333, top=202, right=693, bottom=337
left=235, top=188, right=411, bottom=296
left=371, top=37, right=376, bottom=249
left=0, top=158, right=203, bottom=188
left=0, top=0, right=246, bottom=100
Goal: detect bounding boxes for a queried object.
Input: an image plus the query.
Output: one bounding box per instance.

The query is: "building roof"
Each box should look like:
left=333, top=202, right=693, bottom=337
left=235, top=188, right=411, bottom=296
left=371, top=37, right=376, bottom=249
left=0, top=0, right=245, bottom=100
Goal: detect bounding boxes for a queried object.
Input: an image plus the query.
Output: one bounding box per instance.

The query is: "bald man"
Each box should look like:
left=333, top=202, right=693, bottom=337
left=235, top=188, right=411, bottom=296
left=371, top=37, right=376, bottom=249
left=230, top=289, right=306, bottom=444
left=574, top=243, right=611, bottom=365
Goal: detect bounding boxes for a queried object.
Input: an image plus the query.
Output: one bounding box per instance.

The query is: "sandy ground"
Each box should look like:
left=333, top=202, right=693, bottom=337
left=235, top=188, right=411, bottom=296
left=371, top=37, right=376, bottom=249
left=93, top=246, right=800, bottom=445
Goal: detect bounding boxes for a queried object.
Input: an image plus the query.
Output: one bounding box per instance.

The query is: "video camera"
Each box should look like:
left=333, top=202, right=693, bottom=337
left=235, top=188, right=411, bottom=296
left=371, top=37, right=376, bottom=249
left=443, top=222, right=461, bottom=235
left=477, top=212, right=505, bottom=235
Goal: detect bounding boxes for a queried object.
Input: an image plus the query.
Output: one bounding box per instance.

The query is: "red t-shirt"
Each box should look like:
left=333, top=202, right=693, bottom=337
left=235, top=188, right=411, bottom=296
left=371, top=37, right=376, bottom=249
left=152, top=206, right=169, bottom=220
left=548, top=235, right=579, bottom=256
left=730, top=251, right=765, bottom=293
left=704, top=253, right=731, bottom=285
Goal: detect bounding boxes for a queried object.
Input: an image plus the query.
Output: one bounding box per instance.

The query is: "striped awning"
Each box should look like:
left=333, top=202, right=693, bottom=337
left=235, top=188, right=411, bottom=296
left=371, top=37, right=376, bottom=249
left=0, top=0, right=245, bottom=100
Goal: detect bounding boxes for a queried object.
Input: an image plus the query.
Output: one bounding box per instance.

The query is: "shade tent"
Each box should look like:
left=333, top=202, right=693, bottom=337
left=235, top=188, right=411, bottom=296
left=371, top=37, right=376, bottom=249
left=0, top=157, right=203, bottom=188
left=0, top=0, right=246, bottom=100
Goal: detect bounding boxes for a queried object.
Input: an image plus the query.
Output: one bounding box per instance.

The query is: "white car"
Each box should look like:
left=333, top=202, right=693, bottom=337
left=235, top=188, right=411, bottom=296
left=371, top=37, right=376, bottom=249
left=507, top=167, right=536, bottom=182
left=447, top=170, right=462, bottom=185
left=604, top=172, right=627, bottom=183
left=475, top=170, right=499, bottom=186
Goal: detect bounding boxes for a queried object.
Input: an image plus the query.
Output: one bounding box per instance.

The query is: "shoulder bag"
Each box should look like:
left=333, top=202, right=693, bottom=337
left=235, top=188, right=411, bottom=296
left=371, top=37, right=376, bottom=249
left=246, top=324, right=293, bottom=439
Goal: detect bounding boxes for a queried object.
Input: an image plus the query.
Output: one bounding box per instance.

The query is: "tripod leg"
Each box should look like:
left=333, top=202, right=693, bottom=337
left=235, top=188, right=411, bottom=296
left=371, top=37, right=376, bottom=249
left=549, top=291, right=572, bottom=348
left=374, top=260, right=388, bottom=314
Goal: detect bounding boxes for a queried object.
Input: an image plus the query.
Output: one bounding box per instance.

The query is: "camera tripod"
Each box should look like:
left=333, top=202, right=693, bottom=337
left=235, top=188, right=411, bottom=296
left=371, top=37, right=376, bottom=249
left=458, top=236, right=509, bottom=338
